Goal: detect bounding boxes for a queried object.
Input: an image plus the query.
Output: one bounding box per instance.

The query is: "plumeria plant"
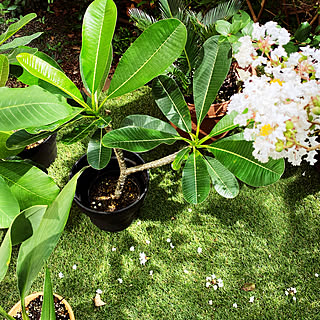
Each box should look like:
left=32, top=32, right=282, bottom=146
left=229, top=21, right=320, bottom=166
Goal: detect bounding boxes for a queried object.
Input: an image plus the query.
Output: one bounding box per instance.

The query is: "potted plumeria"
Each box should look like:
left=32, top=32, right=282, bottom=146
left=228, top=21, right=320, bottom=166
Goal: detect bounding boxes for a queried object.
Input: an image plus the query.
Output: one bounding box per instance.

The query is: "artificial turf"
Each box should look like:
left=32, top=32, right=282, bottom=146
left=1, top=87, right=320, bottom=319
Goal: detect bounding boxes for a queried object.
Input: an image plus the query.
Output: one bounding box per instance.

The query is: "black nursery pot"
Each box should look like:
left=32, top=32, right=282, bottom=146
left=70, top=151, right=149, bottom=232
left=18, top=133, right=57, bottom=168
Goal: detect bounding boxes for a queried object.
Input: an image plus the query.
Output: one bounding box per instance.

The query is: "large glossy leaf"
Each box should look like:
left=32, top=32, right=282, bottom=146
left=80, top=0, right=117, bottom=98
left=87, top=129, right=112, bottom=169
left=106, top=18, right=187, bottom=100
left=40, top=267, right=56, bottom=320
left=16, top=171, right=81, bottom=305
left=0, top=205, right=47, bottom=283
left=172, top=147, right=190, bottom=170
left=16, top=53, right=86, bottom=108
left=204, top=156, right=239, bottom=198
left=0, top=160, right=60, bottom=210
left=6, top=130, right=53, bottom=150
left=102, top=126, right=179, bottom=152
left=152, top=75, right=191, bottom=132
left=122, top=114, right=177, bottom=135
left=207, top=134, right=285, bottom=186
left=0, top=13, right=36, bottom=45
left=0, top=131, right=24, bottom=158
left=7, top=46, right=38, bottom=64
left=181, top=150, right=211, bottom=204
left=0, top=32, right=42, bottom=52
left=0, top=54, right=9, bottom=87
left=0, top=86, right=73, bottom=131
left=193, top=36, right=232, bottom=128
left=0, top=176, right=20, bottom=228
left=199, top=110, right=239, bottom=144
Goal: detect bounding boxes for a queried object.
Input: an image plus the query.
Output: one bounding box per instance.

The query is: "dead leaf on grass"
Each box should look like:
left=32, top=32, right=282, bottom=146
left=93, top=293, right=106, bottom=307
left=241, top=283, right=256, bottom=291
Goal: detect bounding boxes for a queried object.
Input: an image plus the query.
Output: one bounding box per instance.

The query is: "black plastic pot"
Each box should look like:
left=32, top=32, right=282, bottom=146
left=70, top=151, right=149, bottom=232
left=18, top=133, right=57, bottom=169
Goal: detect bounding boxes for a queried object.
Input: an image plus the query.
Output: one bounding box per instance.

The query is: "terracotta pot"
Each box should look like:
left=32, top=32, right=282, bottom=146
left=8, top=292, right=75, bottom=320
left=171, top=101, right=229, bottom=143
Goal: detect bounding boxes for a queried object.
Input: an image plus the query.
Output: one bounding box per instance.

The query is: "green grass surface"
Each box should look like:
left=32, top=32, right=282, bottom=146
left=1, top=87, right=320, bottom=319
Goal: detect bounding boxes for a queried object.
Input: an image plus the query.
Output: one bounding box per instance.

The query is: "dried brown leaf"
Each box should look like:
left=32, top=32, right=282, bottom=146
left=93, top=293, right=106, bottom=307
left=241, top=283, right=256, bottom=291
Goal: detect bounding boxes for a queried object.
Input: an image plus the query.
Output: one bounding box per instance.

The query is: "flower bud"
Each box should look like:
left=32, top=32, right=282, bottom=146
left=286, top=141, right=294, bottom=148
left=285, top=120, right=294, bottom=130
left=275, top=140, right=284, bottom=152
left=312, top=107, right=320, bottom=115
left=284, top=130, right=292, bottom=138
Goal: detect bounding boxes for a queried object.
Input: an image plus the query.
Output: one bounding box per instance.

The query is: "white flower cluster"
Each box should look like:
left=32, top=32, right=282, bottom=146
left=229, top=22, right=320, bottom=165
left=205, top=274, right=223, bottom=290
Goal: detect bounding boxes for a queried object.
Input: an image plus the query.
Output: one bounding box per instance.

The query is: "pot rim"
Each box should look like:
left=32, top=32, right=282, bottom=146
left=8, top=292, right=75, bottom=320
left=72, top=153, right=149, bottom=216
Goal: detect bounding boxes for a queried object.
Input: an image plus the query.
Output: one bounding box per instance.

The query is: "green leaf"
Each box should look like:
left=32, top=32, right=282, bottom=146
left=0, top=305, right=16, bottom=320
left=294, top=22, right=311, bottom=42
left=6, top=130, right=53, bottom=150
left=0, top=160, right=60, bottom=211
left=122, top=115, right=178, bottom=135
left=107, top=18, right=187, bottom=100
left=0, top=205, right=47, bottom=284
left=232, top=10, right=251, bottom=29
left=152, top=75, right=191, bottom=132
left=0, top=86, right=73, bottom=131
left=80, top=0, right=117, bottom=98
left=0, top=32, right=42, bottom=52
left=16, top=171, right=81, bottom=305
left=0, top=176, right=20, bottom=228
left=204, top=156, right=239, bottom=198
left=102, top=126, right=179, bottom=152
left=216, top=20, right=231, bottom=36
left=241, top=20, right=253, bottom=36
left=207, top=134, right=285, bottom=186
left=16, top=53, right=86, bottom=108
left=172, top=147, right=190, bottom=170
left=193, top=36, right=232, bottom=128
left=200, top=110, right=238, bottom=143
left=87, top=129, right=112, bottom=169
left=181, top=151, right=211, bottom=204
left=0, top=13, right=37, bottom=45
left=0, top=131, right=24, bottom=158
left=40, top=267, right=56, bottom=320
left=0, top=54, right=9, bottom=87
left=7, top=46, right=38, bottom=64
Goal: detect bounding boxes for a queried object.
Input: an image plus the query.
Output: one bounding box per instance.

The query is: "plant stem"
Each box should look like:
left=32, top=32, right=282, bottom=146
left=113, top=151, right=180, bottom=198
left=0, top=305, right=16, bottom=320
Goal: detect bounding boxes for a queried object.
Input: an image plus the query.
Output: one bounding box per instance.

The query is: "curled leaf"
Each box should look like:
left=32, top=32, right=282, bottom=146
left=241, top=283, right=256, bottom=291
left=93, top=293, right=106, bottom=307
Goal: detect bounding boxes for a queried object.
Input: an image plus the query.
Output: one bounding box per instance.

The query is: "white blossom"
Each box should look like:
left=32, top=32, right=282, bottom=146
left=58, top=272, right=64, bottom=279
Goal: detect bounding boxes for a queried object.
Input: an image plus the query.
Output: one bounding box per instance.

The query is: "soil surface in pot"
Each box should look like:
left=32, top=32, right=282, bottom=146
left=89, top=176, right=140, bottom=212
left=13, top=294, right=71, bottom=320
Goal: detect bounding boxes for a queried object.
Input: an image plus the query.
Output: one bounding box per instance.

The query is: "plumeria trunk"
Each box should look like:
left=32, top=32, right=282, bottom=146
left=113, top=150, right=180, bottom=199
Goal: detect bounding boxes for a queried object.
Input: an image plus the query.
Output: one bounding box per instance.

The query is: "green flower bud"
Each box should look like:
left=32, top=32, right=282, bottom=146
left=286, top=141, right=294, bottom=148
left=285, top=120, right=294, bottom=130
left=284, top=130, right=292, bottom=138
left=312, top=107, right=320, bottom=115
left=275, top=140, right=284, bottom=152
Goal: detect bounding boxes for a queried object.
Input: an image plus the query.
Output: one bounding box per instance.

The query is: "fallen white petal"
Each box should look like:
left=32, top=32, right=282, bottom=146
left=233, top=303, right=238, bottom=308
left=58, top=272, right=64, bottom=279
left=249, top=296, right=254, bottom=303
left=130, top=246, right=135, bottom=251
left=72, top=264, right=77, bottom=270
left=208, top=300, right=213, bottom=305
left=197, top=247, right=202, bottom=254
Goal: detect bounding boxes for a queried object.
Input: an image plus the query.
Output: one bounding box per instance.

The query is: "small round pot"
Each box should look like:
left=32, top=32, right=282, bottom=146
left=8, top=292, right=75, bottom=320
left=70, top=151, right=149, bottom=232
left=18, top=133, right=57, bottom=168
left=171, top=101, right=229, bottom=143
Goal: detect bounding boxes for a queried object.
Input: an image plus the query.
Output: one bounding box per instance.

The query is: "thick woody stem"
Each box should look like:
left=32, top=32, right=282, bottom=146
left=114, top=148, right=128, bottom=199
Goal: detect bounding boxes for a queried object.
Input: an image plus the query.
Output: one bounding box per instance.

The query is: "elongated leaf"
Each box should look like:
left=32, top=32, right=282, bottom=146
left=193, top=36, right=232, bottom=127
left=172, top=147, right=190, bottom=170
left=107, top=18, right=187, bottom=100
left=122, top=115, right=177, bottom=135
left=6, top=130, right=53, bottom=150
left=41, top=267, right=56, bottom=320
left=181, top=150, right=211, bottom=204
left=128, top=7, right=156, bottom=30
left=0, top=86, right=73, bottom=131
left=0, top=54, right=9, bottom=87
left=200, top=110, right=238, bottom=143
left=207, top=135, right=285, bottom=186
left=0, top=206, right=47, bottom=283
left=102, top=126, right=179, bottom=152
left=16, top=54, right=86, bottom=107
left=80, top=0, right=117, bottom=97
left=0, top=305, right=15, bottom=320
left=0, top=160, right=60, bottom=210
left=87, top=129, right=112, bottom=169
left=7, top=46, right=38, bottom=64
left=16, top=171, right=81, bottom=304
left=0, top=131, right=23, bottom=158
left=0, top=32, right=42, bottom=52
left=204, top=156, right=239, bottom=198
left=0, top=176, right=20, bottom=228
left=152, top=75, right=191, bottom=132
left=0, top=13, right=36, bottom=45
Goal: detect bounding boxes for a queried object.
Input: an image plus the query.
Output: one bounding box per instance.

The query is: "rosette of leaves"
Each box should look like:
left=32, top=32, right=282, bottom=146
left=102, top=36, right=285, bottom=204
left=0, top=0, right=187, bottom=170
left=0, top=13, right=42, bottom=87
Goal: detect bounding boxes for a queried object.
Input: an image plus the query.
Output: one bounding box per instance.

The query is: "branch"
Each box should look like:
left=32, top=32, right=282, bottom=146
left=257, top=0, right=267, bottom=21
left=246, top=0, right=257, bottom=22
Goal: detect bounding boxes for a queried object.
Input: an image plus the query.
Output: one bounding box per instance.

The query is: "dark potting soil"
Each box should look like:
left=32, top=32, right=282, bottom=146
left=13, top=295, right=71, bottom=320
left=89, top=176, right=140, bottom=212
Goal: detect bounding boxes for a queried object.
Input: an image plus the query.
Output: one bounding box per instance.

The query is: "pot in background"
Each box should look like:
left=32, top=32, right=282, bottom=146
left=8, top=292, right=75, bottom=320
left=70, top=151, right=149, bottom=232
